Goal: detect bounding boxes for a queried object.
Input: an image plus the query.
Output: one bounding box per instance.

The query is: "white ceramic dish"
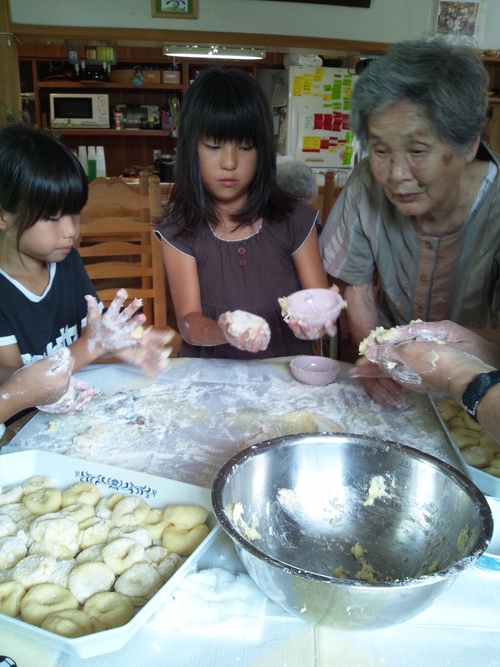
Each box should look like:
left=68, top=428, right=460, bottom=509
left=0, top=450, right=218, bottom=659
left=429, top=395, right=500, bottom=499
left=475, top=496, right=500, bottom=573
left=289, top=355, right=340, bottom=386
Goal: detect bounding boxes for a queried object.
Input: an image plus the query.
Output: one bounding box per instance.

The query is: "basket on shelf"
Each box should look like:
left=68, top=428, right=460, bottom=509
left=110, top=65, right=141, bottom=84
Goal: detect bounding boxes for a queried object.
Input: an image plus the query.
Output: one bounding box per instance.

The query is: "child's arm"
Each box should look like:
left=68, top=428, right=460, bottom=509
left=0, top=348, right=73, bottom=424
left=292, top=227, right=330, bottom=291
left=162, top=242, right=228, bottom=347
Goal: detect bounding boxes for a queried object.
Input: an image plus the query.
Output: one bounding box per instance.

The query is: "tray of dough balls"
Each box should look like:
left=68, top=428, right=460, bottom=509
left=0, top=449, right=218, bottom=659
left=430, top=394, right=500, bottom=498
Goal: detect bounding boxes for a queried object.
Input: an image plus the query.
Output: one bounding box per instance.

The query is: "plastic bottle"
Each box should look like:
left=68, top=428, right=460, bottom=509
left=87, top=146, right=97, bottom=182
left=96, top=146, right=106, bottom=177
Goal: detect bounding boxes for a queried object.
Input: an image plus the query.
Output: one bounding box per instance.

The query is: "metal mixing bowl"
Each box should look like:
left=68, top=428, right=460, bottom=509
left=212, top=433, right=493, bottom=630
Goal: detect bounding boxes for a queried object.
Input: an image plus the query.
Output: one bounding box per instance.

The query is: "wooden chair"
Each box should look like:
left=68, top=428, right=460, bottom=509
left=321, top=170, right=344, bottom=223
left=77, top=172, right=167, bottom=328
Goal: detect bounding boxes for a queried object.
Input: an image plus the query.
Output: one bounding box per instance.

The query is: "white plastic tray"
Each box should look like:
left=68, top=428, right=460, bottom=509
left=0, top=450, right=219, bottom=659
left=429, top=395, right=500, bottom=499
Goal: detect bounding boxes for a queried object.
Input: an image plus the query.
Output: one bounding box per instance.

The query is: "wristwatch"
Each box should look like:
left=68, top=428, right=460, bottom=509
left=461, top=370, right=500, bottom=422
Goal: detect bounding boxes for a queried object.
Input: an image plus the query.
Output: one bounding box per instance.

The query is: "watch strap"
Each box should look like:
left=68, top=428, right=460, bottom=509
left=461, top=370, right=500, bottom=422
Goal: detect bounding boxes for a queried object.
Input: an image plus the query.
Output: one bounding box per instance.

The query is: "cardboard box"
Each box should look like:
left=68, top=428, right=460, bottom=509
left=162, top=70, right=181, bottom=84
left=143, top=70, right=161, bottom=84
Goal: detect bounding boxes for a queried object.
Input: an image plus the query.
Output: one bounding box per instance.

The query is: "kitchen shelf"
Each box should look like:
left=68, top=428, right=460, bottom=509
left=36, top=81, right=183, bottom=91
left=62, top=129, right=170, bottom=137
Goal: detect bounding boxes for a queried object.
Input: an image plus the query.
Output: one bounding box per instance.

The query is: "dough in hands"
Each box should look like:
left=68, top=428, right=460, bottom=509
left=226, top=310, right=271, bottom=346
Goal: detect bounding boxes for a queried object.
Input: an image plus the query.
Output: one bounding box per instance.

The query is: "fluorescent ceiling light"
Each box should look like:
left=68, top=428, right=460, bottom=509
left=163, top=45, right=265, bottom=61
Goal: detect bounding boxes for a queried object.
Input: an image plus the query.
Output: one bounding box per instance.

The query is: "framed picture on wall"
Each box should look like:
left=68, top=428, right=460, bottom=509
left=432, top=0, right=487, bottom=42
left=151, top=0, right=199, bottom=19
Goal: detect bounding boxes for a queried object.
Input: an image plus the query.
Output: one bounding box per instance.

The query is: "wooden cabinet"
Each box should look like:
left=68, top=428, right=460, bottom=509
left=19, top=45, right=257, bottom=176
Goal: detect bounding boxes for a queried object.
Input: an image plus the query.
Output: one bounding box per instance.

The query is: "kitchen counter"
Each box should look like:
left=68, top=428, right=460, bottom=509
left=1, top=357, right=498, bottom=666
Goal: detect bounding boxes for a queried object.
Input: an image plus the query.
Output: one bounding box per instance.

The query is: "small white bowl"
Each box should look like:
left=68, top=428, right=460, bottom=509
left=290, top=355, right=340, bottom=386
left=475, top=496, right=500, bottom=573
left=282, top=289, right=344, bottom=328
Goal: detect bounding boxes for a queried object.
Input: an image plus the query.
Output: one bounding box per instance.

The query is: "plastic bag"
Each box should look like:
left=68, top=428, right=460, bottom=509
left=283, top=53, right=323, bottom=68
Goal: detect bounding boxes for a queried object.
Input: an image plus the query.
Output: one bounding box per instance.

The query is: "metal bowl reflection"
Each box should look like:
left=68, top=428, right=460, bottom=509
left=212, top=433, right=492, bottom=630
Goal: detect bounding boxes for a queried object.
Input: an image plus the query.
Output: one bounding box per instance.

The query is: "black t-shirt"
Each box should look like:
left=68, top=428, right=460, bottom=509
left=0, top=249, right=98, bottom=364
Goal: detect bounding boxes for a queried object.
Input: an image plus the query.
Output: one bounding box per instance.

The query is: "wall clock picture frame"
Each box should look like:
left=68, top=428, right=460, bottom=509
left=152, top=0, right=199, bottom=19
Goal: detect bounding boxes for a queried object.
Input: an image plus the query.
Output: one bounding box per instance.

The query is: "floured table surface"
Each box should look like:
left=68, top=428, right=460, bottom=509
left=4, top=358, right=463, bottom=488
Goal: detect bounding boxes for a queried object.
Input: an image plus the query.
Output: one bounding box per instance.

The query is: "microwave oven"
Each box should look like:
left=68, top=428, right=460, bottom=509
left=49, top=93, right=110, bottom=129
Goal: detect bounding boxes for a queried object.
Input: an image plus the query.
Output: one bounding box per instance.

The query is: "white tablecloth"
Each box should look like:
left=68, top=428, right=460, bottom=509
left=1, top=358, right=498, bottom=667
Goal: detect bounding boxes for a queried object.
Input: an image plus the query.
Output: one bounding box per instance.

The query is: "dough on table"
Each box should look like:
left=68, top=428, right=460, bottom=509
left=242, top=408, right=342, bottom=448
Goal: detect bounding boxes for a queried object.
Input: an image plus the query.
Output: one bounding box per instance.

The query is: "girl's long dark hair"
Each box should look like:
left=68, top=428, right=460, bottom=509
left=158, top=67, right=296, bottom=236
left=0, top=124, right=88, bottom=255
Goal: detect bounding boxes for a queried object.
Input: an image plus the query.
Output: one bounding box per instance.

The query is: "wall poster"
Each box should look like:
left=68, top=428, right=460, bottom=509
left=431, top=1, right=487, bottom=44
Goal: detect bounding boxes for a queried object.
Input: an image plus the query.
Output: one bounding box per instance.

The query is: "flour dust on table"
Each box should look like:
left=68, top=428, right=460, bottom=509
left=5, top=360, right=454, bottom=488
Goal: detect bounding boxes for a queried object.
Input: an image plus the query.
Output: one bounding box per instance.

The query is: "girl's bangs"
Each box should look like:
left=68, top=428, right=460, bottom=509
left=26, top=165, right=87, bottom=223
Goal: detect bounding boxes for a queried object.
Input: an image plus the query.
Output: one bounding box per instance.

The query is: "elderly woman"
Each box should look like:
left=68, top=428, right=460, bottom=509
left=320, top=38, right=500, bottom=407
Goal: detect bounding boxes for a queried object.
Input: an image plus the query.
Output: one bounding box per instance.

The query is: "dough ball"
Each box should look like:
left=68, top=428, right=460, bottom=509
left=42, top=609, right=94, bottom=638
left=61, top=482, right=100, bottom=508
left=107, top=525, right=152, bottom=549
left=144, top=547, right=182, bottom=583
left=83, top=591, right=135, bottom=632
left=0, top=580, right=26, bottom=617
left=68, top=561, right=116, bottom=604
left=61, top=503, right=95, bottom=525
left=111, top=497, right=150, bottom=527
left=0, top=515, right=17, bottom=539
left=163, top=504, right=208, bottom=531
left=114, top=562, right=163, bottom=606
left=0, top=533, right=28, bottom=569
left=29, top=513, right=80, bottom=560
left=139, top=508, right=169, bottom=540
left=101, top=537, right=145, bottom=575
left=23, top=488, right=62, bottom=515
left=161, top=523, right=210, bottom=557
left=22, top=476, right=55, bottom=495
left=78, top=517, right=113, bottom=549
left=462, top=445, right=494, bottom=469
left=13, top=554, right=58, bottom=588
left=50, top=558, right=77, bottom=589
left=226, top=310, right=271, bottom=344
left=0, top=485, right=24, bottom=507
left=76, top=544, right=105, bottom=564
left=95, top=493, right=126, bottom=520
left=20, top=582, right=79, bottom=627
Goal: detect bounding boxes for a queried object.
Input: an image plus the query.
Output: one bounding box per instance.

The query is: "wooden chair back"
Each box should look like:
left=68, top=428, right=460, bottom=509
left=78, top=172, right=167, bottom=328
